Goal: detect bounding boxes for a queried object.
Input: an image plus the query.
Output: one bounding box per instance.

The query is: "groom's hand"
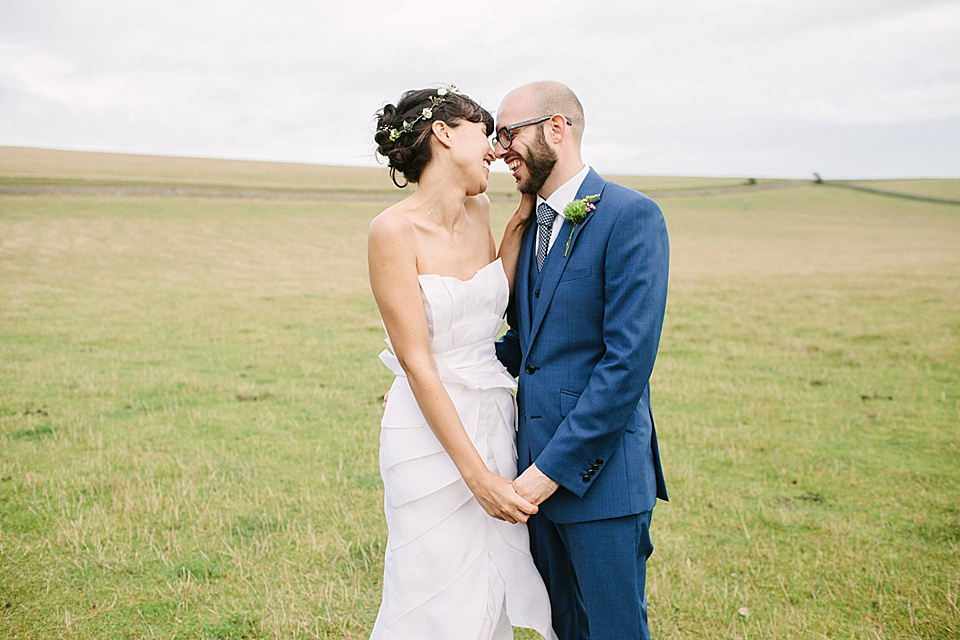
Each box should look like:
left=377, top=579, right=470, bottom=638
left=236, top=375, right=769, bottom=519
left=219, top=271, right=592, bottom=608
left=513, top=464, right=559, bottom=506
left=471, top=473, right=539, bottom=524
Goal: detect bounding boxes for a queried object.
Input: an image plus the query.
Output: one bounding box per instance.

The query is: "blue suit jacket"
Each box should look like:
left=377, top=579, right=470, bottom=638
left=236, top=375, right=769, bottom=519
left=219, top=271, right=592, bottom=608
left=496, top=168, right=669, bottom=524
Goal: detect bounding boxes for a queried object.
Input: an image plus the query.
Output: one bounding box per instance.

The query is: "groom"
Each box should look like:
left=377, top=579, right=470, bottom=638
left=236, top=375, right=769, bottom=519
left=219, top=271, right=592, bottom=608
left=494, top=81, right=669, bottom=640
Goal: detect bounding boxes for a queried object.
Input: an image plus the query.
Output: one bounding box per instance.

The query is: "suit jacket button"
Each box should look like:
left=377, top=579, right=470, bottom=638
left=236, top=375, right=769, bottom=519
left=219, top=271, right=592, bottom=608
left=581, top=475, right=591, bottom=482
left=534, top=290, right=540, bottom=298
left=590, top=464, right=600, bottom=471
left=525, top=365, right=536, bottom=374
left=596, top=458, right=604, bottom=465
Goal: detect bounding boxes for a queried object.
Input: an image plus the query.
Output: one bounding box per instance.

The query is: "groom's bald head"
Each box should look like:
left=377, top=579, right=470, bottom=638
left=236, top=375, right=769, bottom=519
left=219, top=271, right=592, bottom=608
left=505, top=81, right=585, bottom=144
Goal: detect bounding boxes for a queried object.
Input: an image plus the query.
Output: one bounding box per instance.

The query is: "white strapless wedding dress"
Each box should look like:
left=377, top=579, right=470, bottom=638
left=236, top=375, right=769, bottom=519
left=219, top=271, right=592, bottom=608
left=371, top=259, right=556, bottom=640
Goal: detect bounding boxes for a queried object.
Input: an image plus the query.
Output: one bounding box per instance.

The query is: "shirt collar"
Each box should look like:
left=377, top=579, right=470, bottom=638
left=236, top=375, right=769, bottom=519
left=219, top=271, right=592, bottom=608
left=537, top=164, right=591, bottom=219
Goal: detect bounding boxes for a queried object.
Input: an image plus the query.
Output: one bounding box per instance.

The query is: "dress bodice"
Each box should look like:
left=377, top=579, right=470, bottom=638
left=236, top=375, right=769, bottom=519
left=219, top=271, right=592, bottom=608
left=379, top=259, right=515, bottom=390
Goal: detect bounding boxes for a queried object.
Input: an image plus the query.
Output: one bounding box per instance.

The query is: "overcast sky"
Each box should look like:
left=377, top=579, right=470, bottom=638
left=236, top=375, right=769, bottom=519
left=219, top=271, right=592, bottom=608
left=2, top=0, right=958, bottom=178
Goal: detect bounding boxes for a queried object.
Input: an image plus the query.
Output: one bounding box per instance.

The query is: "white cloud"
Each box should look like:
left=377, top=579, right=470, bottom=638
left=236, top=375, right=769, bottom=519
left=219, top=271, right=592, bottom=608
left=1, top=0, right=957, bottom=177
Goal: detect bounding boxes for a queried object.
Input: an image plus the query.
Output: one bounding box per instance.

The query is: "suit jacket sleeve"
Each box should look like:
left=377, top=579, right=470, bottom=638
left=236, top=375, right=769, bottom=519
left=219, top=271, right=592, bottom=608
left=495, top=300, right=521, bottom=378
left=535, top=195, right=669, bottom=497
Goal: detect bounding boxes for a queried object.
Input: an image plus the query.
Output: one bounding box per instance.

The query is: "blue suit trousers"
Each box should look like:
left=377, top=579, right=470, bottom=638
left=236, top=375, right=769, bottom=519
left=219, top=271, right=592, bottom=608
left=527, top=509, right=655, bottom=640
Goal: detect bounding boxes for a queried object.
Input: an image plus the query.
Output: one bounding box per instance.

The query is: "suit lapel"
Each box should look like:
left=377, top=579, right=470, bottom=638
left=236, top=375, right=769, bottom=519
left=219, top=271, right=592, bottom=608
left=528, top=217, right=571, bottom=344
left=527, top=169, right=608, bottom=349
left=514, top=221, right=535, bottom=350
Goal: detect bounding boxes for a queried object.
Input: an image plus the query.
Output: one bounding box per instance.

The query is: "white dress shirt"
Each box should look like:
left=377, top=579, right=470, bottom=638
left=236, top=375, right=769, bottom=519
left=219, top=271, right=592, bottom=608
left=536, top=164, right=592, bottom=253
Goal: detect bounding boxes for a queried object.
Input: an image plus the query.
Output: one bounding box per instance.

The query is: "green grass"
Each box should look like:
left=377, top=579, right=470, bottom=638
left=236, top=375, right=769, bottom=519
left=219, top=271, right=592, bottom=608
left=1, top=149, right=959, bottom=638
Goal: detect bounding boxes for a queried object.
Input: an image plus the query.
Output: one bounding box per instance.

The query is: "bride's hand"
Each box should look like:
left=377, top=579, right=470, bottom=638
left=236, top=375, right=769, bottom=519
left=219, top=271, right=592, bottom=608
left=469, top=472, right=538, bottom=524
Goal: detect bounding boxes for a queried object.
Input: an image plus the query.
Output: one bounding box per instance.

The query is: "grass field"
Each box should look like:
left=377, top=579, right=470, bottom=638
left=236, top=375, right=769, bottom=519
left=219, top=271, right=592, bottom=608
left=1, top=148, right=958, bottom=639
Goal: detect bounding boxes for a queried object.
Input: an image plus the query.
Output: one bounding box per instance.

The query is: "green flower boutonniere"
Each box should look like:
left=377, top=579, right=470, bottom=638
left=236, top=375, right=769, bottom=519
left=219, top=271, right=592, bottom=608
left=562, top=194, right=600, bottom=256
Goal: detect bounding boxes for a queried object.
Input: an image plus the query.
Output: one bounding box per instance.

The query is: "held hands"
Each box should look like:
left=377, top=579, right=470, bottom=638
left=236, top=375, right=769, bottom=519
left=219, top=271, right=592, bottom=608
left=512, top=463, right=560, bottom=506
left=469, top=472, right=538, bottom=524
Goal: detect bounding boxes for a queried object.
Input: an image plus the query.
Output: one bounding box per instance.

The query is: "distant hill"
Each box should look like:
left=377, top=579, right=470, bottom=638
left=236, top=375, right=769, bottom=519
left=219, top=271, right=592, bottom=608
left=2, top=146, right=955, bottom=202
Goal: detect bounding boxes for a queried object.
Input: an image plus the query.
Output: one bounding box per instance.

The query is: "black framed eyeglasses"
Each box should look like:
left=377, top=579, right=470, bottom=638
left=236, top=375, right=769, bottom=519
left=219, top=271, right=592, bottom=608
left=492, top=115, right=573, bottom=150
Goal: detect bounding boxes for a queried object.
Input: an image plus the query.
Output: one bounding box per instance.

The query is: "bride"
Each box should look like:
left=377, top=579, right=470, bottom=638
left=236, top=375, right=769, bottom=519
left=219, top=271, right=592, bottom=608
left=368, top=85, right=556, bottom=640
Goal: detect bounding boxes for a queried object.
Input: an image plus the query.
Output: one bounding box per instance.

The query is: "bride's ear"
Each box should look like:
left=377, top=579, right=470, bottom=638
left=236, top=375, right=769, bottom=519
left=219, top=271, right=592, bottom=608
left=431, top=121, right=453, bottom=148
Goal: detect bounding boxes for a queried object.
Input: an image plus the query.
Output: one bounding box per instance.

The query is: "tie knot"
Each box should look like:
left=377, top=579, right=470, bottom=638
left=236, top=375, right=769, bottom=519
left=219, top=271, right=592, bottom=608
left=537, top=202, right=558, bottom=227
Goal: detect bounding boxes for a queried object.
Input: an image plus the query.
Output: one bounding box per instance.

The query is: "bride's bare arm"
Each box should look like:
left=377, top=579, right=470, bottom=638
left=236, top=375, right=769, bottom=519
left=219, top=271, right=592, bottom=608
left=368, top=212, right=537, bottom=524
left=497, top=194, right=536, bottom=294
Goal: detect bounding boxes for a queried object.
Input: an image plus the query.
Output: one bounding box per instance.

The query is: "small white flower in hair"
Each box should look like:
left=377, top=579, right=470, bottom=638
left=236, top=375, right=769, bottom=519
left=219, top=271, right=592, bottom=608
left=379, top=85, right=458, bottom=142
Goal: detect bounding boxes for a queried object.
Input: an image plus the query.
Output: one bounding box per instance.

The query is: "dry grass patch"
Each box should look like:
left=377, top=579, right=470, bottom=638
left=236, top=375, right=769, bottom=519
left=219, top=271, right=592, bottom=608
left=2, top=154, right=958, bottom=638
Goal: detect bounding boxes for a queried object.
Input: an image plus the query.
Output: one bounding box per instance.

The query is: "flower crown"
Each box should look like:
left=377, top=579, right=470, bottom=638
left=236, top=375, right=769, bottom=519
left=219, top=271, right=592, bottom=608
left=381, top=85, right=459, bottom=142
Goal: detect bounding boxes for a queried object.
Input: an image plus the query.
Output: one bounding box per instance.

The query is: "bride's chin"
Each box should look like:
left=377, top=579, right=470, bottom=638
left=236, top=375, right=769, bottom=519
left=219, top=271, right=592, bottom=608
left=465, top=176, right=488, bottom=197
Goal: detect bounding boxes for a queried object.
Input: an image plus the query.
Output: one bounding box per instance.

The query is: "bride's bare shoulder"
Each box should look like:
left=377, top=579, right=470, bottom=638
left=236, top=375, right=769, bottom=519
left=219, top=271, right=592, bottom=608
left=369, top=202, right=415, bottom=244
left=369, top=206, right=418, bottom=276
left=369, top=203, right=419, bottom=281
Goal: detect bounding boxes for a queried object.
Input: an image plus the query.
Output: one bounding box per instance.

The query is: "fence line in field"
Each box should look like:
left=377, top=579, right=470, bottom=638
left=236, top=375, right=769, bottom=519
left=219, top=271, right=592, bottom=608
left=818, top=181, right=960, bottom=206
left=0, top=180, right=807, bottom=201
left=4, top=180, right=957, bottom=204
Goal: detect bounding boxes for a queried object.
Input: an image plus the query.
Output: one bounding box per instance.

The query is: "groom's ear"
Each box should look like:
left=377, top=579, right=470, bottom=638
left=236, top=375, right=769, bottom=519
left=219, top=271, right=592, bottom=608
left=546, top=114, right=568, bottom=145
left=431, top=121, right=453, bottom=148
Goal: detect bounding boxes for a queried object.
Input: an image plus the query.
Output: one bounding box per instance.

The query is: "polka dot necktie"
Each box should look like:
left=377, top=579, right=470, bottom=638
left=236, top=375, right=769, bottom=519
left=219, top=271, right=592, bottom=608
left=536, top=202, right=558, bottom=271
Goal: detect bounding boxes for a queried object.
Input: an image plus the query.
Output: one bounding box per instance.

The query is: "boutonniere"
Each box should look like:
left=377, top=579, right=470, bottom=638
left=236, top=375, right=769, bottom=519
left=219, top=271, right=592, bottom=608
left=562, top=194, right=600, bottom=256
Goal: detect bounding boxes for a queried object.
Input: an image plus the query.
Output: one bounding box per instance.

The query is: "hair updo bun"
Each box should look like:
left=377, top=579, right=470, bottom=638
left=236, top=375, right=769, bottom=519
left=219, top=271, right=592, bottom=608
left=375, top=86, right=494, bottom=188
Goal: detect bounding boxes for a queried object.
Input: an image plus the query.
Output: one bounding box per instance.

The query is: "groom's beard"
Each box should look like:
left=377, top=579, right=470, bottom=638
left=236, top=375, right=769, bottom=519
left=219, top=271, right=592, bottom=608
left=518, top=128, right=558, bottom=195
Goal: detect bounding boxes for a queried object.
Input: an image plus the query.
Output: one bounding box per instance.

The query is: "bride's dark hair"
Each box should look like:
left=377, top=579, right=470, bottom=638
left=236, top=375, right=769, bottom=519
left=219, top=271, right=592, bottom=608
left=375, top=87, right=494, bottom=188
